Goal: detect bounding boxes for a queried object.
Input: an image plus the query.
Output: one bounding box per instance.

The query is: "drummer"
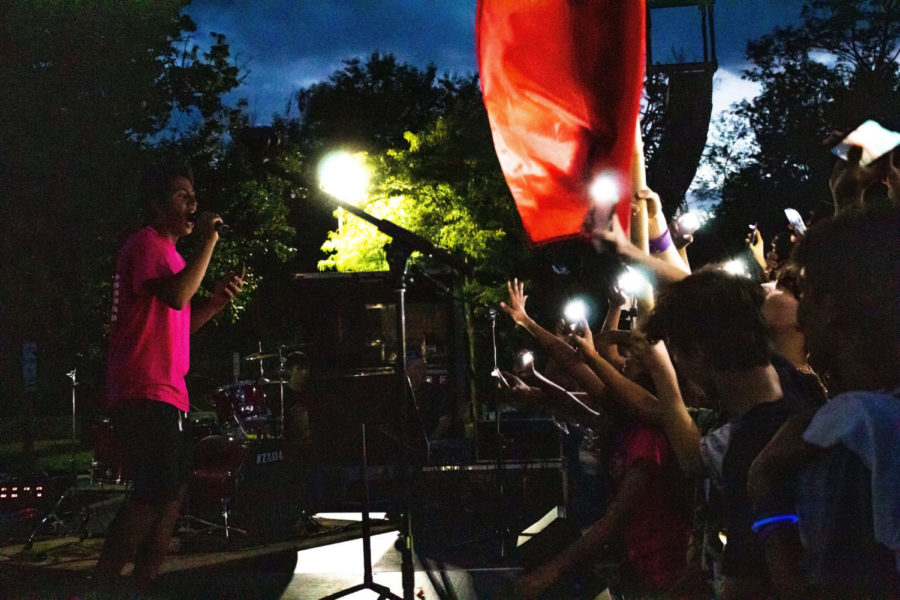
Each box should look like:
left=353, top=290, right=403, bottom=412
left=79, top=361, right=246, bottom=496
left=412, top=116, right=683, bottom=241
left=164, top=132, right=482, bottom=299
left=280, top=351, right=313, bottom=457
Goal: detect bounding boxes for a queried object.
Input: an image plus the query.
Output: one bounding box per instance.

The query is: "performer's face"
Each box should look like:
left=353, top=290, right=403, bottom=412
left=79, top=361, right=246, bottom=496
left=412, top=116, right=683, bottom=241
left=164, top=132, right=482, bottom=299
left=153, top=176, right=197, bottom=239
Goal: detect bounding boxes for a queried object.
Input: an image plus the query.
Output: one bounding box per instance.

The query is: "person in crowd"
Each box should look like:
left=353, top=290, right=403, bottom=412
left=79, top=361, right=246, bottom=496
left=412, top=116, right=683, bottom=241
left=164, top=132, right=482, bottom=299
left=748, top=204, right=900, bottom=598
left=501, top=280, right=694, bottom=599
left=95, top=163, right=243, bottom=589
left=595, top=269, right=810, bottom=599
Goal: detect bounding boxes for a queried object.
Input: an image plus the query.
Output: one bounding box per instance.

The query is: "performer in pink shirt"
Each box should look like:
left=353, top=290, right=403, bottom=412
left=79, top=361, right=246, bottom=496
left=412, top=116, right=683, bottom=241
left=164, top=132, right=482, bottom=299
left=95, top=163, right=243, bottom=590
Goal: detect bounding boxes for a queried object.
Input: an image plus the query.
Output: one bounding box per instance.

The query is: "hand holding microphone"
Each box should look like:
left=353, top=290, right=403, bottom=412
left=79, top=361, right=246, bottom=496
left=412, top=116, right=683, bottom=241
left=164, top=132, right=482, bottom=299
left=188, top=211, right=229, bottom=236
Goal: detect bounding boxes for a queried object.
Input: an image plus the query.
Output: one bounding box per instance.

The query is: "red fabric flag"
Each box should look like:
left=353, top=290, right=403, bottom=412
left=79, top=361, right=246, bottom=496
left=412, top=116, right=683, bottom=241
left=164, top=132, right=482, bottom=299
left=477, top=0, right=646, bottom=244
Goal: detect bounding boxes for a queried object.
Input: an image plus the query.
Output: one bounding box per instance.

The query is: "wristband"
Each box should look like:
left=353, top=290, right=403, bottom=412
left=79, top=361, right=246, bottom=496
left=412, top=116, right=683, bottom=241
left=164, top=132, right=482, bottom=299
left=751, top=513, right=798, bottom=534
left=648, top=228, right=673, bottom=254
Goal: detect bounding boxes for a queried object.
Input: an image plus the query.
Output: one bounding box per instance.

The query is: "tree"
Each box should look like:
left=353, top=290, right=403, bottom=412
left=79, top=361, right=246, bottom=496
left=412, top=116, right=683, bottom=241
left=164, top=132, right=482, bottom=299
left=0, top=1, right=249, bottom=433
left=295, top=52, right=461, bottom=155
left=696, top=0, right=900, bottom=259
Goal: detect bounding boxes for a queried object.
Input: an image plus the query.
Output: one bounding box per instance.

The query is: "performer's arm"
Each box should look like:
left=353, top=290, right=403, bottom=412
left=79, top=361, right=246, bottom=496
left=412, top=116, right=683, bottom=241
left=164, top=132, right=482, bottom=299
left=148, top=212, right=222, bottom=310
left=191, top=265, right=245, bottom=333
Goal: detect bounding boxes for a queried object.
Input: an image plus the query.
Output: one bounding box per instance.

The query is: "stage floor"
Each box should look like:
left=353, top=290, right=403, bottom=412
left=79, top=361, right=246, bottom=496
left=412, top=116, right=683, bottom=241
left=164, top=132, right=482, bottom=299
left=0, top=459, right=604, bottom=599
left=0, top=521, right=537, bottom=599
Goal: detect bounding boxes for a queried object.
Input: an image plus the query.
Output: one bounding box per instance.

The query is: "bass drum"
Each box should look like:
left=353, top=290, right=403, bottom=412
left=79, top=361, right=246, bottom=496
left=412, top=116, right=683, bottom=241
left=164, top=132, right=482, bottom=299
left=187, top=435, right=303, bottom=540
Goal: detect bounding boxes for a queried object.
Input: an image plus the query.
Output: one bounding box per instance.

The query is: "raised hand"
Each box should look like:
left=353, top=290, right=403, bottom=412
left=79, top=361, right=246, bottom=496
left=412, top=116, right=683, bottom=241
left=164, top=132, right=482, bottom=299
left=747, top=226, right=765, bottom=269
left=828, top=142, right=879, bottom=212
left=500, top=278, right=530, bottom=326
left=569, top=318, right=594, bottom=356
left=210, top=263, right=245, bottom=309
left=590, top=211, right=632, bottom=255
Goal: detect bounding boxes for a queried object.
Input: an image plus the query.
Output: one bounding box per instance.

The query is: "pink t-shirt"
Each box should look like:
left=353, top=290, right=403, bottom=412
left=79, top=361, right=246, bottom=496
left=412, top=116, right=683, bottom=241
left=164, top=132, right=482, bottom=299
left=610, top=422, right=692, bottom=591
left=106, top=226, right=191, bottom=411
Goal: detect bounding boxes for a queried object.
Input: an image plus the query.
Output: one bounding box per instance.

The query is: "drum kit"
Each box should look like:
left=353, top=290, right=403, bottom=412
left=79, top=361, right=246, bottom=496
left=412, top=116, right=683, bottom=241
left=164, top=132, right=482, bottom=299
left=90, top=343, right=308, bottom=541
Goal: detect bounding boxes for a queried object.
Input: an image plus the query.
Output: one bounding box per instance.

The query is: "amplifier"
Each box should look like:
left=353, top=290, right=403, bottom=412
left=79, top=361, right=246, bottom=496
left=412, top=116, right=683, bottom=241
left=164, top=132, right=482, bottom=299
left=412, top=460, right=567, bottom=560
left=475, top=416, right=563, bottom=461
left=0, top=475, right=71, bottom=513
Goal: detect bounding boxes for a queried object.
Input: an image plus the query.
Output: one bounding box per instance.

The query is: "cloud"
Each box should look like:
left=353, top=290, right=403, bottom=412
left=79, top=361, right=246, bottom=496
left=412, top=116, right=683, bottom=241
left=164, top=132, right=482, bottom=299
left=712, top=66, right=762, bottom=117
left=187, top=1, right=478, bottom=119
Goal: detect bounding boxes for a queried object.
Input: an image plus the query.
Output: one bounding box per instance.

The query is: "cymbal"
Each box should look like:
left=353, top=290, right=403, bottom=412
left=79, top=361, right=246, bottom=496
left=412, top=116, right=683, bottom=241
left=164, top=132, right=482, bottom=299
left=243, top=351, right=279, bottom=361
left=242, top=344, right=309, bottom=361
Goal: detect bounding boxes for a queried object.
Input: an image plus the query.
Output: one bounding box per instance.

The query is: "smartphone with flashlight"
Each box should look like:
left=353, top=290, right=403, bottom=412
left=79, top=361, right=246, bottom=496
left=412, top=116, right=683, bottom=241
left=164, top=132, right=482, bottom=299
left=747, top=222, right=759, bottom=245
left=830, top=120, right=900, bottom=167
left=784, top=208, right=807, bottom=236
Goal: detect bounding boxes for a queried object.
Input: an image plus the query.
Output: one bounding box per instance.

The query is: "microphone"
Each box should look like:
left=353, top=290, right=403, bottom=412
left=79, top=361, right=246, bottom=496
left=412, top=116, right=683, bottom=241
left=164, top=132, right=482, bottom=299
left=187, top=213, right=229, bottom=233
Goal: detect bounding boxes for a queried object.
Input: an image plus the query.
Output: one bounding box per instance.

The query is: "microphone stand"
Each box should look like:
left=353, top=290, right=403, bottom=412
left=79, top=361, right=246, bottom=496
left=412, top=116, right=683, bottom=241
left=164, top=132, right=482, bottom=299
left=263, top=160, right=472, bottom=600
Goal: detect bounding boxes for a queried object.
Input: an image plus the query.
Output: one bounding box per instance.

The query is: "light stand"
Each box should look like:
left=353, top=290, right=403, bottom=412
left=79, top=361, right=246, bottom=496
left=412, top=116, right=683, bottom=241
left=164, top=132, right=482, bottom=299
left=67, top=368, right=77, bottom=445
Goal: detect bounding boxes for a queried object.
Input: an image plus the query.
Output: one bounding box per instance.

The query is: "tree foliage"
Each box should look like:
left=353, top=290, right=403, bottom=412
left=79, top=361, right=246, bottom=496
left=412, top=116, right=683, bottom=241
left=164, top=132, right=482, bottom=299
left=696, top=0, right=900, bottom=260
left=0, top=1, right=253, bottom=413
left=296, top=52, right=462, bottom=155
left=308, top=70, right=527, bottom=306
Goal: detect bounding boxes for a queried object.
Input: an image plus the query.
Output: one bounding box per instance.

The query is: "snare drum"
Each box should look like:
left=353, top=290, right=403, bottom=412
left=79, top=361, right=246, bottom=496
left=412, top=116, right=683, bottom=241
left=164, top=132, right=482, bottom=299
left=213, top=380, right=272, bottom=426
left=187, top=435, right=302, bottom=538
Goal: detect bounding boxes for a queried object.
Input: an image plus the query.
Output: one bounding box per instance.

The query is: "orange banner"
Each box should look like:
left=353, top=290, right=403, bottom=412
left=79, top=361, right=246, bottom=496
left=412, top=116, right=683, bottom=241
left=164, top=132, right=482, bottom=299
left=477, top=0, right=646, bottom=244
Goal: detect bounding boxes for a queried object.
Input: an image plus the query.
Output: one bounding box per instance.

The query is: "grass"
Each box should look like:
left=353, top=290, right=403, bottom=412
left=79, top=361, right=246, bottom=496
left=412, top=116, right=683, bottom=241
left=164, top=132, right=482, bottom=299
left=0, top=439, right=94, bottom=476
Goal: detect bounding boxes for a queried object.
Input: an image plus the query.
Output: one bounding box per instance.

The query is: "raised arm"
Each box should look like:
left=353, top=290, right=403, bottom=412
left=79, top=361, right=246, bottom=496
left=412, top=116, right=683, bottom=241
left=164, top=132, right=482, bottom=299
left=569, top=326, right=660, bottom=424
left=641, top=188, right=691, bottom=274
left=637, top=338, right=704, bottom=477
left=501, top=369, right=609, bottom=434
left=500, top=279, right=609, bottom=407
left=592, top=217, right=690, bottom=287
left=516, top=460, right=657, bottom=599
left=148, top=211, right=222, bottom=310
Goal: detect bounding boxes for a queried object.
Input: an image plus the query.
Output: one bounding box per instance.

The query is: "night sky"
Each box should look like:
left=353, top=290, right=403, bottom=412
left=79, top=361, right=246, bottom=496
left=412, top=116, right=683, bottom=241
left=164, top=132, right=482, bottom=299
left=186, top=0, right=808, bottom=123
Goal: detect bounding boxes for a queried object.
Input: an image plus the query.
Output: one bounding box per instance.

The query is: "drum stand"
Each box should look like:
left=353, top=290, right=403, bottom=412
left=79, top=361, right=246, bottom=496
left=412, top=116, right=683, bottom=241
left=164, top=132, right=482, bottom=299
left=18, top=361, right=94, bottom=557
left=181, top=500, right=247, bottom=540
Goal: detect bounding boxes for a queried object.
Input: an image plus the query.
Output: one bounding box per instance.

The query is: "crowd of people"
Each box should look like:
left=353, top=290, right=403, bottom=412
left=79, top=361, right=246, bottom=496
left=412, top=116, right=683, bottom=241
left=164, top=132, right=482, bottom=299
left=496, top=148, right=899, bottom=599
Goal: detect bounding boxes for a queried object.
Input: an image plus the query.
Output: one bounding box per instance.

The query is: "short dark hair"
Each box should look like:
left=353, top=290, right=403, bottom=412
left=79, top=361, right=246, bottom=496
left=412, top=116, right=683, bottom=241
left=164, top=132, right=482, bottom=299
left=792, top=204, right=899, bottom=377
left=285, top=351, right=309, bottom=371
left=645, top=268, right=771, bottom=370
left=138, top=162, right=193, bottom=207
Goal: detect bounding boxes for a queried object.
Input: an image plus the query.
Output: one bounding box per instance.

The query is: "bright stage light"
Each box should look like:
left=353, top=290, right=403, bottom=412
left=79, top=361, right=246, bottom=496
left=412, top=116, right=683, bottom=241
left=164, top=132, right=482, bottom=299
left=318, top=151, right=371, bottom=204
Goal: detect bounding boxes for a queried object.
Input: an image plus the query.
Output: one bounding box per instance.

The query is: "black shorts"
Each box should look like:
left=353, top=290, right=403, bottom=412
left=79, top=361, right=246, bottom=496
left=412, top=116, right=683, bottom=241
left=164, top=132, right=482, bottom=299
left=111, top=399, right=189, bottom=500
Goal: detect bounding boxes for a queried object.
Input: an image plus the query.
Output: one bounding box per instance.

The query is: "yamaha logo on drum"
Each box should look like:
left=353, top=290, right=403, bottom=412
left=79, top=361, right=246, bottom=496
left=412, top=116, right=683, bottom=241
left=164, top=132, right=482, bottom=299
left=256, top=449, right=284, bottom=465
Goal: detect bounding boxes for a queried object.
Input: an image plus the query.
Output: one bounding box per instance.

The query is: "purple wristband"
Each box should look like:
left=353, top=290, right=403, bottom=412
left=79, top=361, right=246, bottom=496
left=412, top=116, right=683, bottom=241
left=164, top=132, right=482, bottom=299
left=648, top=228, right=673, bottom=253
